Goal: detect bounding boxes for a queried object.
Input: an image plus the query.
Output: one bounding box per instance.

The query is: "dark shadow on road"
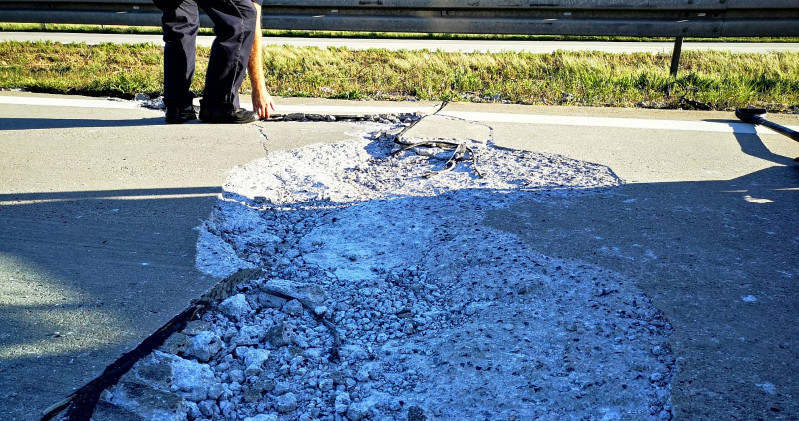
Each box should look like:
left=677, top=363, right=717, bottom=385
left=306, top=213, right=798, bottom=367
left=704, top=119, right=797, bottom=166
left=0, top=117, right=167, bottom=131
left=485, top=161, right=799, bottom=420
left=0, top=188, right=222, bottom=421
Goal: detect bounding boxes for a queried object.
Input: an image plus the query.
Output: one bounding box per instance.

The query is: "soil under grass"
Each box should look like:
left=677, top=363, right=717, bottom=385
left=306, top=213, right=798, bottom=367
left=1, top=41, right=798, bottom=111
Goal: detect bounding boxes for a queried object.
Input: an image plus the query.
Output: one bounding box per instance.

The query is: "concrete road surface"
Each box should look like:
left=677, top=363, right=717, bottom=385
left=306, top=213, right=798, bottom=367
left=1, top=31, right=798, bottom=54
left=0, top=92, right=797, bottom=420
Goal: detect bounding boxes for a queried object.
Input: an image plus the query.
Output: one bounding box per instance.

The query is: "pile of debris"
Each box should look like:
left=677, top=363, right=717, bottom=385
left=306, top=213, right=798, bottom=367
left=92, top=120, right=676, bottom=421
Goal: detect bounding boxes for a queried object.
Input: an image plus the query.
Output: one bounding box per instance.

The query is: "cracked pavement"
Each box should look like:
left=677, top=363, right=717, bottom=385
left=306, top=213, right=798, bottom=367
left=1, top=92, right=798, bottom=420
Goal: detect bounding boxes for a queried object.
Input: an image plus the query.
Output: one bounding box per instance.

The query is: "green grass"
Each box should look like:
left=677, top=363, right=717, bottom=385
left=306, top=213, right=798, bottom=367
left=2, top=22, right=799, bottom=43
left=1, top=41, right=798, bottom=111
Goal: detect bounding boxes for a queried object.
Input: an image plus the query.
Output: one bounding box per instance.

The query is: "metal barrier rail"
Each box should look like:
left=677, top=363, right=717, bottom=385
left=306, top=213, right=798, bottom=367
left=1, top=0, right=798, bottom=38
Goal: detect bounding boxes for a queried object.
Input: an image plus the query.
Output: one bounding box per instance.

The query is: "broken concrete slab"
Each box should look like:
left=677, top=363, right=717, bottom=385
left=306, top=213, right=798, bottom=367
left=1, top=92, right=797, bottom=420
left=0, top=93, right=397, bottom=420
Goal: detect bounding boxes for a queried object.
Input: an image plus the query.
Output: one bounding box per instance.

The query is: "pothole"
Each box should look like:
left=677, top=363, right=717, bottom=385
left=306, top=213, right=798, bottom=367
left=94, top=121, right=675, bottom=421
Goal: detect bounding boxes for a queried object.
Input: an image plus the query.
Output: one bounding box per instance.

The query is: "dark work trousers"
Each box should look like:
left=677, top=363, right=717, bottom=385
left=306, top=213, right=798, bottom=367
left=156, top=0, right=256, bottom=110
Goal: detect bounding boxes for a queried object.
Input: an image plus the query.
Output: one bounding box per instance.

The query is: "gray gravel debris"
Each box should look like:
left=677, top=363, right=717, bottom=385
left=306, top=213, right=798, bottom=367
left=98, top=120, right=675, bottom=420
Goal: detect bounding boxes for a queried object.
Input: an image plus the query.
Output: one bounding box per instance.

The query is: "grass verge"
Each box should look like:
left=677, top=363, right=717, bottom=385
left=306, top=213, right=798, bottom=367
left=2, top=23, right=799, bottom=43
left=1, top=41, right=797, bottom=111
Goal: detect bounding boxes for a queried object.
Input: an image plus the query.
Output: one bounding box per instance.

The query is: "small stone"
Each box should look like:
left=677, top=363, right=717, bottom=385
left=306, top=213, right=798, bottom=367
left=234, top=346, right=251, bottom=360
left=283, top=299, right=304, bottom=316
left=407, top=405, right=427, bottom=421
left=229, top=369, right=245, bottom=383
left=256, top=292, right=288, bottom=309
left=347, top=401, right=373, bottom=420
left=244, top=388, right=262, bottom=403
left=234, top=325, right=262, bottom=346
left=658, top=410, right=671, bottom=421
left=319, top=378, right=334, bottom=391
left=314, top=305, right=328, bottom=316
left=99, top=389, right=113, bottom=402
left=198, top=400, right=216, bottom=417
left=277, top=392, right=298, bottom=413
left=169, top=356, right=214, bottom=402
left=355, top=369, right=370, bottom=382
left=219, top=294, right=253, bottom=320
left=208, top=383, right=225, bottom=400
left=273, top=382, right=291, bottom=396
left=254, top=379, right=275, bottom=393
left=245, top=363, right=263, bottom=377
left=330, top=371, right=345, bottom=385
left=244, top=349, right=271, bottom=368
left=159, top=332, right=191, bottom=355
left=266, top=323, right=290, bottom=348
left=335, top=392, right=351, bottom=414
left=219, top=400, right=235, bottom=418
left=262, top=279, right=327, bottom=306
left=185, top=401, right=201, bottom=420
left=184, top=331, right=223, bottom=362
left=650, top=372, right=664, bottom=382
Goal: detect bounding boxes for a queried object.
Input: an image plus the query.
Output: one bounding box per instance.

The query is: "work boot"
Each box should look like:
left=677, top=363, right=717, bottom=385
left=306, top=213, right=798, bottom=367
left=165, top=105, right=198, bottom=124
left=199, top=101, right=257, bottom=124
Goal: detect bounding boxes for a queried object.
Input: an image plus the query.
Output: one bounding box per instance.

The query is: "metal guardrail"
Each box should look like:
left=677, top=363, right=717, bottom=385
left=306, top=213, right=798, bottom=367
left=1, top=0, right=798, bottom=76
left=1, top=0, right=798, bottom=38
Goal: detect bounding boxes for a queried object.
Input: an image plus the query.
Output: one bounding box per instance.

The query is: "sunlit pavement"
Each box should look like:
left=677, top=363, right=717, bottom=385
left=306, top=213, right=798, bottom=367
left=0, top=92, right=797, bottom=420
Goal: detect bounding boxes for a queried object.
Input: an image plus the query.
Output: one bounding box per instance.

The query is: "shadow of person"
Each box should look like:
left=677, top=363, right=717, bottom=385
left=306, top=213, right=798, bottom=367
left=704, top=118, right=797, bottom=166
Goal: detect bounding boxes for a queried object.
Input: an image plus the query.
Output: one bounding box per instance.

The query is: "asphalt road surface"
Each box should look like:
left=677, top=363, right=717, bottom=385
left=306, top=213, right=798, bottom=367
left=0, top=92, right=797, bottom=420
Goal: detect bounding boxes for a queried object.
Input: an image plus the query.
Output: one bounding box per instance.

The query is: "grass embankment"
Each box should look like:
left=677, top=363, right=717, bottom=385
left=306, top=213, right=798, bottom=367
left=1, top=41, right=798, bottom=111
left=3, top=23, right=799, bottom=43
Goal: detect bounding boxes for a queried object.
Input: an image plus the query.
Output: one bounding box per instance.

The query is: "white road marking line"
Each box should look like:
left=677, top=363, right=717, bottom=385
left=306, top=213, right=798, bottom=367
left=439, top=110, right=799, bottom=136
left=0, top=193, right=220, bottom=206
left=2, top=94, right=796, bottom=135
left=0, top=95, right=440, bottom=116
left=0, top=95, right=142, bottom=109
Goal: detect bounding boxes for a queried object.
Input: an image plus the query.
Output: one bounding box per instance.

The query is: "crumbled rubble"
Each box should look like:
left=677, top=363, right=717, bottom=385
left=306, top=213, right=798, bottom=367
left=133, top=92, right=423, bottom=124
left=96, top=121, right=675, bottom=421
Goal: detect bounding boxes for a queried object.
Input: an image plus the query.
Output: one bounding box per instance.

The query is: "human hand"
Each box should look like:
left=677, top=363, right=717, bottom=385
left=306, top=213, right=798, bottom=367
left=252, top=88, right=275, bottom=120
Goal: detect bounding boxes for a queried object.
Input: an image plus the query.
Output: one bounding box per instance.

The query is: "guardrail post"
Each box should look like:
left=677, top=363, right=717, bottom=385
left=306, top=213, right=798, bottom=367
left=670, top=36, right=684, bottom=77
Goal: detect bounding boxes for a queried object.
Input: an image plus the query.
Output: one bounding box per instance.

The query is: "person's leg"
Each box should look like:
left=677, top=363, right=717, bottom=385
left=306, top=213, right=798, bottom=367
left=158, top=0, right=199, bottom=113
left=197, top=0, right=257, bottom=114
